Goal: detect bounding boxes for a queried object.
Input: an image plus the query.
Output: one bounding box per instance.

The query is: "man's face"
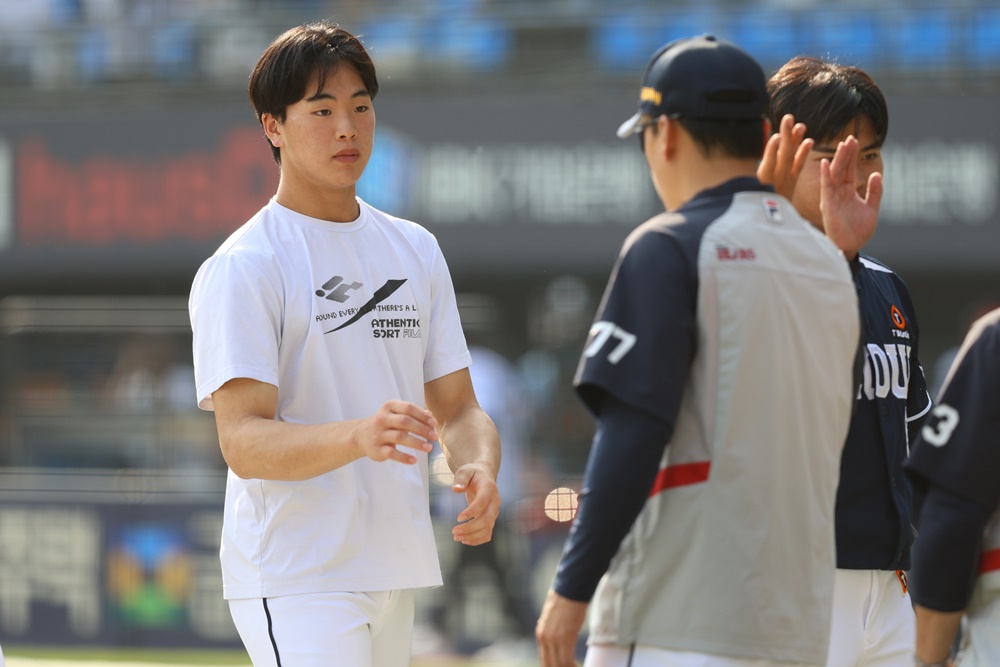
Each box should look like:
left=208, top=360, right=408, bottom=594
left=265, top=64, right=375, bottom=194
left=791, top=115, right=883, bottom=231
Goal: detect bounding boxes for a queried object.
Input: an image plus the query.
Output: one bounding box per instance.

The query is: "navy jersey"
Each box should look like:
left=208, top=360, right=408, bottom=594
left=906, top=308, right=1000, bottom=517
left=906, top=308, right=1000, bottom=609
left=835, top=255, right=932, bottom=570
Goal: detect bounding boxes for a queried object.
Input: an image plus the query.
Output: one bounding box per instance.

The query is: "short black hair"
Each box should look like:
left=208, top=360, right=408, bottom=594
left=675, top=117, right=767, bottom=159
left=248, top=21, right=379, bottom=165
left=767, top=56, right=888, bottom=146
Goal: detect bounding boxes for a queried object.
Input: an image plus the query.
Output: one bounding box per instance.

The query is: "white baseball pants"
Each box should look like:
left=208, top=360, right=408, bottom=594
left=229, top=589, right=414, bottom=667
left=825, top=569, right=913, bottom=667
left=584, top=644, right=815, bottom=667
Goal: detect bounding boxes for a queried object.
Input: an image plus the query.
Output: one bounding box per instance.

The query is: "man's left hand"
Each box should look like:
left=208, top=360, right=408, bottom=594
left=820, top=135, right=882, bottom=259
left=536, top=589, right=588, bottom=667
left=451, top=462, right=500, bottom=545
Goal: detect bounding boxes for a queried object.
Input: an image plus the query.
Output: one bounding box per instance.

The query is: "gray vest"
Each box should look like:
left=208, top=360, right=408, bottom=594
left=588, top=193, right=859, bottom=665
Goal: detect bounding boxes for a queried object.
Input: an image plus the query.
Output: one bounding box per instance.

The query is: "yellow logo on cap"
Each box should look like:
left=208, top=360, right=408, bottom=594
left=640, top=87, right=662, bottom=106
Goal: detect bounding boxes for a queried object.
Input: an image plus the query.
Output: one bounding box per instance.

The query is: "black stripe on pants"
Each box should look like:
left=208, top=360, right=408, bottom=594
left=263, top=598, right=283, bottom=667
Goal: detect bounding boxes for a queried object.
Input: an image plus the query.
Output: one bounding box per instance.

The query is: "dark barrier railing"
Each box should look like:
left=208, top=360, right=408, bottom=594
left=0, top=468, right=579, bottom=655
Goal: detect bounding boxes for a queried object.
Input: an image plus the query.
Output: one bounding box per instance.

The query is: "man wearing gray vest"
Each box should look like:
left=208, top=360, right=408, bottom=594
left=535, top=35, right=864, bottom=667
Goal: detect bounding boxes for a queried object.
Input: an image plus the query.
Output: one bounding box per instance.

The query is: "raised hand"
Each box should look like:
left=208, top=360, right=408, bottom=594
left=820, top=135, right=882, bottom=259
left=757, top=113, right=814, bottom=200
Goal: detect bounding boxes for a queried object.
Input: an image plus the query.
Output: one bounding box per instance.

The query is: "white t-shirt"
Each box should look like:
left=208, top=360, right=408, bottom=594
left=189, top=197, right=471, bottom=599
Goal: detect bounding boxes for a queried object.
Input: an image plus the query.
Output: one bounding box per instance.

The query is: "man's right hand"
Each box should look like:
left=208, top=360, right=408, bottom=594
left=757, top=113, right=814, bottom=200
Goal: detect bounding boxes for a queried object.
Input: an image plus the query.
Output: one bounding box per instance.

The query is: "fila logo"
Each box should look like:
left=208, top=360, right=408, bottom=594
left=316, top=276, right=363, bottom=303
left=761, top=197, right=783, bottom=223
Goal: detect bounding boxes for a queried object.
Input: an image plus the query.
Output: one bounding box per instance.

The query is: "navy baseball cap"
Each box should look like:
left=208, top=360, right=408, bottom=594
left=617, top=34, right=768, bottom=139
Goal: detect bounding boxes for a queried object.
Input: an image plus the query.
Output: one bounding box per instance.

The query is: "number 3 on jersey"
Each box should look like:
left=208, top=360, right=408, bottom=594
left=584, top=321, right=637, bottom=365
left=921, top=404, right=961, bottom=447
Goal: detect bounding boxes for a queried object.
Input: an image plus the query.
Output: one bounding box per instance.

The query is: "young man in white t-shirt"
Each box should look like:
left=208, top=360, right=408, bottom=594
left=189, top=21, right=501, bottom=667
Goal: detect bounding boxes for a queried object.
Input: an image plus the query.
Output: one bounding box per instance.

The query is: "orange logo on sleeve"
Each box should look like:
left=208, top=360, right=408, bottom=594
left=891, top=305, right=906, bottom=329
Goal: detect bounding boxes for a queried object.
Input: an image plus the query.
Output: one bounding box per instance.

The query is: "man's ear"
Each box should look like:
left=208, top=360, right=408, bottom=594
left=262, top=112, right=283, bottom=148
left=761, top=118, right=772, bottom=149
left=661, top=116, right=680, bottom=160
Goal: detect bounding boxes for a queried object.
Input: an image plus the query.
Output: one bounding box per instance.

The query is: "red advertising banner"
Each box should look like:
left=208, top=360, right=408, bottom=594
left=16, top=127, right=277, bottom=247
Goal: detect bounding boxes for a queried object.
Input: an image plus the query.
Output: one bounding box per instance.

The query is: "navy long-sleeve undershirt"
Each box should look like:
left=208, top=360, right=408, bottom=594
left=552, top=395, right=672, bottom=602
left=910, top=485, right=992, bottom=612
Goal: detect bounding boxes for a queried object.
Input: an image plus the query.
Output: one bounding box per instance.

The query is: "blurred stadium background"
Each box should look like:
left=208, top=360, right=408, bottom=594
left=0, top=0, right=998, bottom=664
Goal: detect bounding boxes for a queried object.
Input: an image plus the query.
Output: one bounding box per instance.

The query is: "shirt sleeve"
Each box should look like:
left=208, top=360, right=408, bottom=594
left=574, top=227, right=697, bottom=428
left=423, top=238, right=471, bottom=382
left=553, top=394, right=671, bottom=602
left=901, top=282, right=933, bottom=439
left=189, top=251, right=283, bottom=411
left=909, top=485, right=991, bottom=611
